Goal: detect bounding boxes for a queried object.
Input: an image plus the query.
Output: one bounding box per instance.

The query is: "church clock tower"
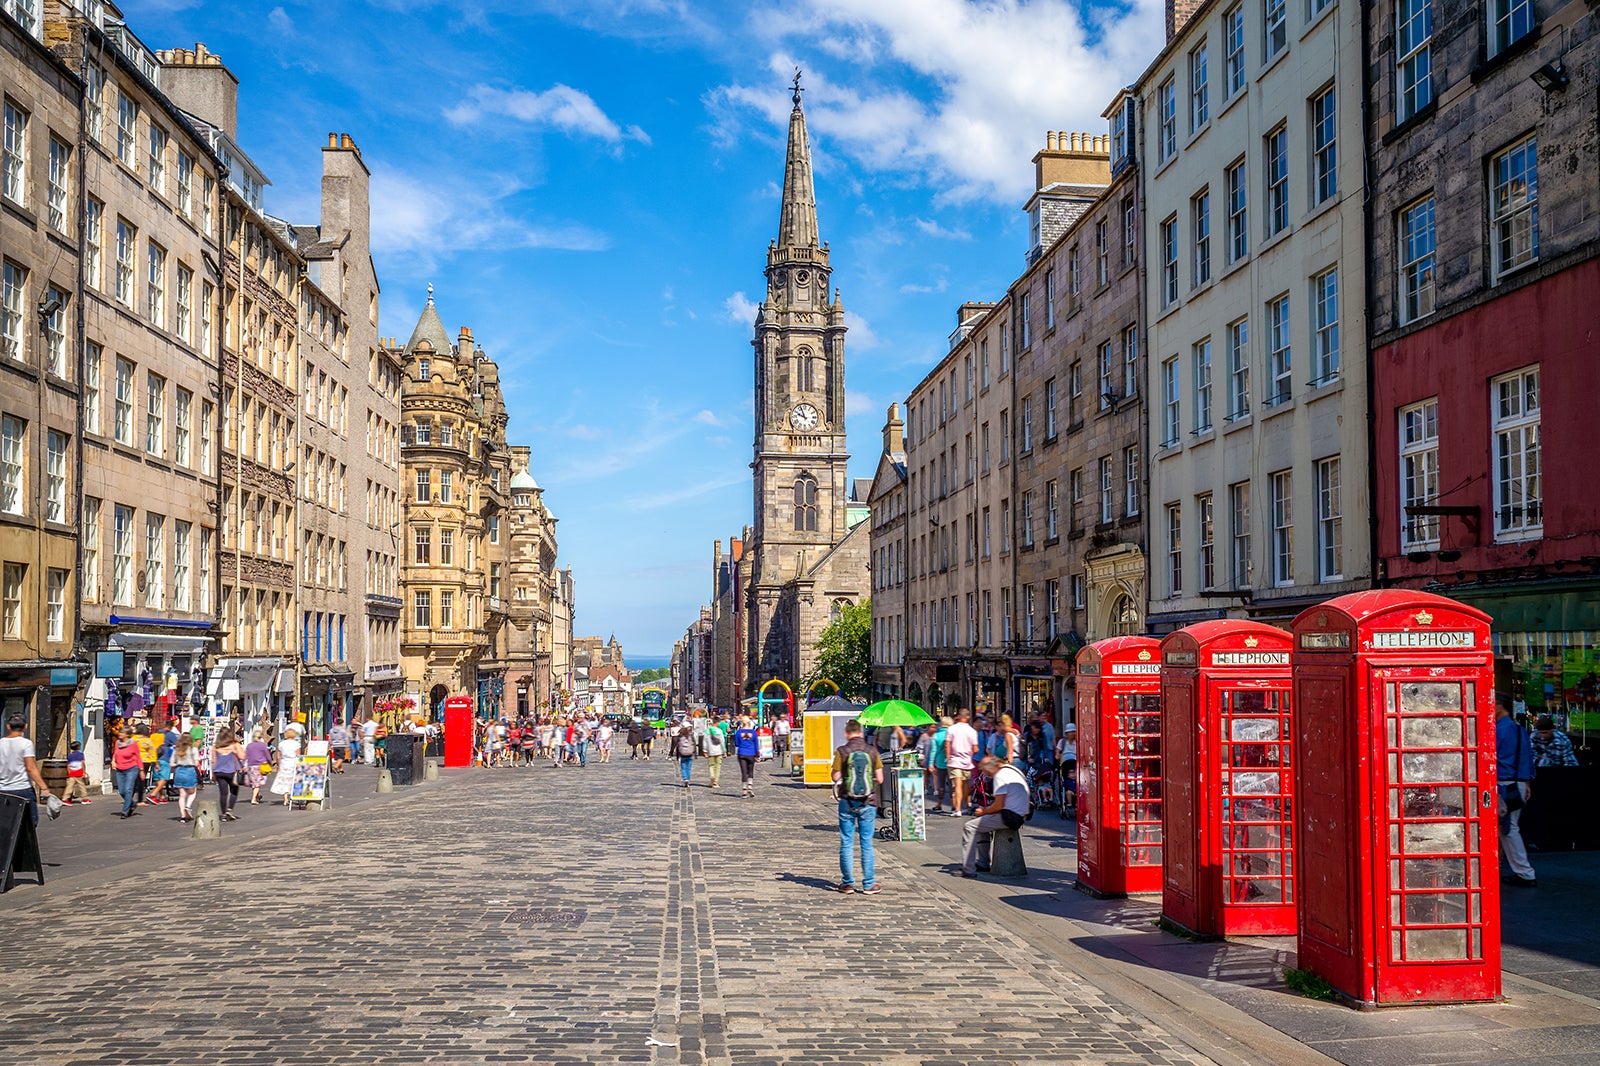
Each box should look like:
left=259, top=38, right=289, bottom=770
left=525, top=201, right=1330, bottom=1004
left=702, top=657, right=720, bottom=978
left=746, top=74, right=850, bottom=686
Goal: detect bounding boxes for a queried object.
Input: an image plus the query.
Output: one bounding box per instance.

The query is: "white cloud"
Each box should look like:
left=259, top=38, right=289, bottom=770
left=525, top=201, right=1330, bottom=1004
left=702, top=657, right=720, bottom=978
left=693, top=409, right=725, bottom=427
left=899, top=277, right=949, bottom=295
left=913, top=217, right=971, bottom=241
left=712, top=0, right=1162, bottom=203
left=843, top=310, right=880, bottom=350
left=722, top=291, right=760, bottom=325
left=266, top=6, right=293, bottom=34
left=626, top=474, right=747, bottom=510
left=446, top=84, right=650, bottom=145
left=845, top=390, right=879, bottom=418
left=565, top=424, right=604, bottom=440
left=368, top=166, right=610, bottom=257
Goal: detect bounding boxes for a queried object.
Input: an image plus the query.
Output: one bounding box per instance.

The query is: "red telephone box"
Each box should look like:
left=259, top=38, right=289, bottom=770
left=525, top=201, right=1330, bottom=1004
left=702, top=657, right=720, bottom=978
left=443, top=696, right=474, bottom=768
left=1076, top=636, right=1164, bottom=897
left=1160, top=620, right=1296, bottom=938
left=1291, top=590, right=1498, bottom=1006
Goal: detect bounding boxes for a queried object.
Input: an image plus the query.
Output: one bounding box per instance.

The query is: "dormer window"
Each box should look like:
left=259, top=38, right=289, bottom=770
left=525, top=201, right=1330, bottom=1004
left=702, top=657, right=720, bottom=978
left=1110, top=107, right=1128, bottom=168
left=418, top=358, right=430, bottom=381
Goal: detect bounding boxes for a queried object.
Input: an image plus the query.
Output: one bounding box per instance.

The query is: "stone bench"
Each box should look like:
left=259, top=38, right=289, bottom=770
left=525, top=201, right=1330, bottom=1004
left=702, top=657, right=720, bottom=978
left=989, top=826, right=1027, bottom=877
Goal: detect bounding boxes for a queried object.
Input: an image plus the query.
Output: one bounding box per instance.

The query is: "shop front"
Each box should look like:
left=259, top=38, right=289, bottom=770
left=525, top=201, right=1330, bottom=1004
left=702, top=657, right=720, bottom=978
left=82, top=623, right=213, bottom=775
left=206, top=657, right=285, bottom=733
left=299, top=668, right=355, bottom=736
left=0, top=663, right=84, bottom=772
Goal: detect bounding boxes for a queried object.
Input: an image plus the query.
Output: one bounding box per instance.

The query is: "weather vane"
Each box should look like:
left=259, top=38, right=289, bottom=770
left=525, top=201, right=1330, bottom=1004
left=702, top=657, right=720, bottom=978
left=791, top=67, right=804, bottom=107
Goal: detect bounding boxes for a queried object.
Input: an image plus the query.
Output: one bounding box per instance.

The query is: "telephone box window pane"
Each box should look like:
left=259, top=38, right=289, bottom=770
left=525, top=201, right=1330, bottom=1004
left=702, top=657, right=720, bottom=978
left=1404, top=822, right=1466, bottom=852
left=1402, top=786, right=1465, bottom=817
left=1405, top=893, right=1467, bottom=925
left=1402, top=715, right=1463, bottom=748
left=1398, top=680, right=1461, bottom=715
left=1230, top=716, right=1279, bottom=742
left=1407, top=928, right=1468, bottom=961
left=1405, top=856, right=1466, bottom=889
left=1401, top=750, right=1465, bottom=782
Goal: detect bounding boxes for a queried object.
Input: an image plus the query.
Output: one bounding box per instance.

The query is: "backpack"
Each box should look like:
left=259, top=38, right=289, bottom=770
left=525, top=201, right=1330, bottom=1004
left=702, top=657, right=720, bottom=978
left=842, top=747, right=875, bottom=800
left=676, top=731, right=695, bottom=757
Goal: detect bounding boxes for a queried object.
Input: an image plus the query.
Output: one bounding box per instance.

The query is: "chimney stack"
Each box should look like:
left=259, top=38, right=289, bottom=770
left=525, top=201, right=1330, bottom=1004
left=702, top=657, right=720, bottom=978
left=1166, top=0, right=1204, bottom=40
left=883, top=403, right=906, bottom=455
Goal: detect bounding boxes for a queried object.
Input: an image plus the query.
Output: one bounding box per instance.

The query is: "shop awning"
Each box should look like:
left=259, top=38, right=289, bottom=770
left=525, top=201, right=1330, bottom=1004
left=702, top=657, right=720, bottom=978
left=273, top=668, right=297, bottom=693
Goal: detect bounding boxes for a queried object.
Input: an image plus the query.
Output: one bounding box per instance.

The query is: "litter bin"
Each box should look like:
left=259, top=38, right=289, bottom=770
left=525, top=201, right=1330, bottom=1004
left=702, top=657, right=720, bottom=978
left=386, top=734, right=419, bottom=785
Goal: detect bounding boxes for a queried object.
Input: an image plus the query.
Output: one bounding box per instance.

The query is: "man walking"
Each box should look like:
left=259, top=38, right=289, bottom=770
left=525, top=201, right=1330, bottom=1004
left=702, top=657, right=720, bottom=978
left=360, top=716, right=378, bottom=765
left=957, top=754, right=1030, bottom=877
left=945, top=709, right=978, bottom=816
left=832, top=719, right=884, bottom=894
left=704, top=714, right=727, bottom=789
left=0, top=713, right=50, bottom=827
left=1497, top=694, right=1537, bottom=888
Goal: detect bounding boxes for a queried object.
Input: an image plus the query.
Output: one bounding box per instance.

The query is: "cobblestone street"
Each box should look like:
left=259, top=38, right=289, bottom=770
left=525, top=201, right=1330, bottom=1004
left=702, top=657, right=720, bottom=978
left=3, top=758, right=1222, bottom=1066
left=6, top=756, right=1599, bottom=1066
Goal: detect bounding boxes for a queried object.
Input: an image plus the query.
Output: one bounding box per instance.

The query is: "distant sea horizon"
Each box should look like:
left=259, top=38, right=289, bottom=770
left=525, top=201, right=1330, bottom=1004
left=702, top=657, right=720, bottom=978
left=626, top=654, right=671, bottom=673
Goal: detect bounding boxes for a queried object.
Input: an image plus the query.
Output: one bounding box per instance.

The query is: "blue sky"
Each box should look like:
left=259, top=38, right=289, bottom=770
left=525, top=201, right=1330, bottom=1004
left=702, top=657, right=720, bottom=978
left=127, top=0, right=1162, bottom=654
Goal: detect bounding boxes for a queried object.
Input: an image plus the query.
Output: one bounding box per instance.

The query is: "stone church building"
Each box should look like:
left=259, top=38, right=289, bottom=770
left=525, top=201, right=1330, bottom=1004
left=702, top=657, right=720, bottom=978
left=740, top=80, right=869, bottom=695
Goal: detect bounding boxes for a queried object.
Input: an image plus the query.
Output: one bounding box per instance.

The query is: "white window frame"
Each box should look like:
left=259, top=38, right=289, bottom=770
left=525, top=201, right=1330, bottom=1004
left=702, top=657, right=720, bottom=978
left=1311, top=269, right=1340, bottom=385
left=1491, top=365, right=1541, bottom=541
left=1266, top=294, right=1291, bottom=406
left=1315, top=456, right=1343, bottom=581
left=1198, top=492, right=1215, bottom=589
left=1125, top=445, right=1141, bottom=517
left=1398, top=398, right=1440, bottom=549
left=1158, top=78, right=1178, bottom=162
left=1194, top=339, right=1213, bottom=432
left=1160, top=217, right=1179, bottom=306
left=116, top=92, right=138, bottom=169
left=0, top=415, right=24, bottom=516
left=1, top=260, right=25, bottom=363
left=1490, top=136, right=1538, bottom=282
left=1270, top=470, right=1294, bottom=587
left=1192, top=188, right=1211, bottom=286
left=1264, top=0, right=1288, bottom=60
left=1487, top=0, right=1533, bottom=57
left=1162, top=357, right=1181, bottom=446
left=46, top=568, right=66, bottom=642
left=1311, top=87, right=1337, bottom=205
left=1, top=101, right=26, bottom=206
left=45, top=429, right=66, bottom=523
left=1227, top=318, right=1250, bottom=420
left=47, top=136, right=70, bottom=231
left=1224, top=4, right=1247, bottom=97
left=1226, top=159, right=1248, bottom=262
left=1399, top=197, right=1436, bottom=324
left=1230, top=480, right=1252, bottom=589
left=1397, top=0, right=1433, bottom=122
left=1189, top=41, right=1209, bottom=132
left=1265, top=125, right=1289, bottom=237
left=1167, top=503, right=1183, bottom=596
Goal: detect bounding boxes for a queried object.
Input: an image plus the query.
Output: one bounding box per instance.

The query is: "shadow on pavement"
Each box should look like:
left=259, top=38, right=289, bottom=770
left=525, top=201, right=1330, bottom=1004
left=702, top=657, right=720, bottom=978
left=773, top=871, right=847, bottom=893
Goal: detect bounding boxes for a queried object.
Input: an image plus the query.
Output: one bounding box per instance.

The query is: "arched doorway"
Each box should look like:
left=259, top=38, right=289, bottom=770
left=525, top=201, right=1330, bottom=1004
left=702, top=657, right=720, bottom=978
left=1107, top=593, right=1141, bottom=636
left=907, top=682, right=923, bottom=709
left=428, top=683, right=449, bottom=720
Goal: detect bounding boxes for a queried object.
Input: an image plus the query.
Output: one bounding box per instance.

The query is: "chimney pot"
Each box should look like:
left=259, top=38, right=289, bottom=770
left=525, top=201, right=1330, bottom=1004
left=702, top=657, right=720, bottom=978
left=328, top=133, right=337, bottom=148
left=1046, top=131, right=1056, bottom=150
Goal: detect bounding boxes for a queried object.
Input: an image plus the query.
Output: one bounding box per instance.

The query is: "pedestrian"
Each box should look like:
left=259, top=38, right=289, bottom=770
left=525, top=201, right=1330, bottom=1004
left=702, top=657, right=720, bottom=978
left=1057, top=725, right=1078, bottom=811
left=328, top=719, right=350, bottom=773
left=211, top=727, right=246, bottom=821
left=1532, top=715, right=1579, bottom=768
left=956, top=754, right=1030, bottom=877
left=993, top=713, right=1021, bottom=764
left=360, top=715, right=378, bottom=764
left=774, top=714, right=792, bottom=759
left=831, top=718, right=884, bottom=894
left=598, top=718, right=614, bottom=763
left=945, top=709, right=978, bottom=816
left=929, top=717, right=952, bottom=812
left=733, top=715, right=761, bottom=798
left=1024, top=720, right=1055, bottom=806
left=135, top=723, right=160, bottom=806
left=673, top=718, right=697, bottom=787
left=272, top=724, right=303, bottom=806
left=0, top=713, right=50, bottom=827
left=61, top=741, right=93, bottom=806
left=704, top=714, right=727, bottom=789
left=147, top=732, right=173, bottom=805
left=110, top=727, right=144, bottom=818
left=171, top=733, right=201, bottom=823
left=244, top=729, right=273, bottom=804
left=1497, top=695, right=1537, bottom=888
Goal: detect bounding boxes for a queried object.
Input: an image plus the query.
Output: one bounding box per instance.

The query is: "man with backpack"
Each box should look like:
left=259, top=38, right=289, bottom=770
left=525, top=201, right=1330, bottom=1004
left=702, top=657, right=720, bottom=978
left=956, top=754, right=1031, bottom=877
left=703, top=714, right=727, bottom=789
left=673, top=718, right=697, bottom=787
left=831, top=719, right=884, bottom=895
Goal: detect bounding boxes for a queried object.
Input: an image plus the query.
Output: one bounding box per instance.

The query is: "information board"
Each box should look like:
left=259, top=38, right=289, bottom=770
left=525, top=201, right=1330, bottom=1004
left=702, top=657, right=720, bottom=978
left=292, top=741, right=330, bottom=804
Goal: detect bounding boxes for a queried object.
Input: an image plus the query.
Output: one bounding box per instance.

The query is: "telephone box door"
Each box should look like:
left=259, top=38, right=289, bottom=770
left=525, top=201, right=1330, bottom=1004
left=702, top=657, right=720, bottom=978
left=1162, top=676, right=1200, bottom=930
left=1116, top=691, right=1164, bottom=893
left=443, top=696, right=473, bottom=768
left=1221, top=686, right=1295, bottom=929
left=1371, top=668, right=1498, bottom=1003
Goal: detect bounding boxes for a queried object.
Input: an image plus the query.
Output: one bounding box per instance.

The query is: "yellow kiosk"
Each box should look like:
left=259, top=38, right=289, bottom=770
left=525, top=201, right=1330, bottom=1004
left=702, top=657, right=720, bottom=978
left=801, top=686, right=866, bottom=788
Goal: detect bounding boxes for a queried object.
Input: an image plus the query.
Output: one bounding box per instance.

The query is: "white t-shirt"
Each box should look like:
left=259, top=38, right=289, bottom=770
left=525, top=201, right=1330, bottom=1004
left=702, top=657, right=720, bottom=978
left=0, top=735, right=36, bottom=790
left=774, top=719, right=791, bottom=737
left=993, top=764, right=1030, bottom=816
left=946, top=722, right=978, bottom=770
left=361, top=720, right=378, bottom=740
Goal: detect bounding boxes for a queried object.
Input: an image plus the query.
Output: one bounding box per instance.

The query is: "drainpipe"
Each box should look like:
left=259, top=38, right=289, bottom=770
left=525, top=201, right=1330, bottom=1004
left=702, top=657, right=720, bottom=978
left=1359, top=0, right=1382, bottom=591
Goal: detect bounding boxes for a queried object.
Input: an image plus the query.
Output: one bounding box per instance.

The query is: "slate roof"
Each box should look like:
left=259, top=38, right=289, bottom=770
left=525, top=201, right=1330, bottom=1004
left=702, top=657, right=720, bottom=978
left=404, top=291, right=452, bottom=356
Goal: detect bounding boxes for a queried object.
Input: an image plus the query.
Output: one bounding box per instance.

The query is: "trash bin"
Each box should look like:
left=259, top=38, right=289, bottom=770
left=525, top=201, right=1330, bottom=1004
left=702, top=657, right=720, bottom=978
left=386, top=734, right=418, bottom=785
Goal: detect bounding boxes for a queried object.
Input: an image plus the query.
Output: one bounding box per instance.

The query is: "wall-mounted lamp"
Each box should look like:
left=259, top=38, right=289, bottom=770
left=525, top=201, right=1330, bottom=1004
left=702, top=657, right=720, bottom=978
left=1530, top=62, right=1568, bottom=92
left=37, top=295, right=63, bottom=319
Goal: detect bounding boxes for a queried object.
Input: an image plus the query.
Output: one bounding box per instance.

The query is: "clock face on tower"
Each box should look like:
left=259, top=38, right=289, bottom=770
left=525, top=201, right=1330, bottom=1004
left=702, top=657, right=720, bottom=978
left=790, top=402, right=820, bottom=431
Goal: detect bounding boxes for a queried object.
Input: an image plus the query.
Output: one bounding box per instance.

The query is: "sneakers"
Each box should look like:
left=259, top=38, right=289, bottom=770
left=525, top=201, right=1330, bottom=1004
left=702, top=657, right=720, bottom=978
left=861, top=883, right=882, bottom=895
left=1504, top=874, right=1538, bottom=888
left=837, top=883, right=855, bottom=893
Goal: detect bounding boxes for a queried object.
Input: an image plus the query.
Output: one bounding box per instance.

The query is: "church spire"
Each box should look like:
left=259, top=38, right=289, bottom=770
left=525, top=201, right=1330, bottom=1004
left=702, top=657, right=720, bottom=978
left=776, top=69, right=820, bottom=252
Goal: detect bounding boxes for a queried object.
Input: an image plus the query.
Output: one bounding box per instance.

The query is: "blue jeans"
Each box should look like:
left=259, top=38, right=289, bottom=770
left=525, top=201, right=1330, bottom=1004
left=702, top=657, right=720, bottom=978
left=678, top=755, right=693, bottom=783
left=115, top=766, right=139, bottom=815
left=838, top=799, right=877, bottom=887
left=577, top=740, right=588, bottom=766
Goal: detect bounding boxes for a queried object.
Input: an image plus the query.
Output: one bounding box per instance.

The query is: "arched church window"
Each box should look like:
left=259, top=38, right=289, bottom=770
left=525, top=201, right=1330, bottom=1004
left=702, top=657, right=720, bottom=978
left=793, top=474, right=818, bottom=531
left=797, top=347, right=815, bottom=392
left=1109, top=593, right=1140, bottom=636
left=830, top=597, right=852, bottom=621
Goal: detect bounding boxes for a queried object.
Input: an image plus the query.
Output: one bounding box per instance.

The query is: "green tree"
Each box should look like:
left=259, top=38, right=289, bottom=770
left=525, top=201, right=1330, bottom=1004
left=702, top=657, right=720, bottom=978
left=808, top=599, right=872, bottom=700
left=633, top=667, right=670, bottom=683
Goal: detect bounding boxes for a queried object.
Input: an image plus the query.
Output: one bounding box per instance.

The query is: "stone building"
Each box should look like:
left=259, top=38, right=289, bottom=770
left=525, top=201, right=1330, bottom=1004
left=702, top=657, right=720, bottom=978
left=548, top=565, right=573, bottom=711
left=392, top=292, right=513, bottom=718
left=1137, top=0, right=1371, bottom=632
left=43, top=10, right=227, bottom=761
left=0, top=4, right=88, bottom=755
left=742, top=81, right=868, bottom=694
left=709, top=533, right=743, bottom=711
left=1364, top=0, right=1598, bottom=714
left=500, top=446, right=561, bottom=717
left=866, top=406, right=907, bottom=701
left=1011, top=133, right=1139, bottom=726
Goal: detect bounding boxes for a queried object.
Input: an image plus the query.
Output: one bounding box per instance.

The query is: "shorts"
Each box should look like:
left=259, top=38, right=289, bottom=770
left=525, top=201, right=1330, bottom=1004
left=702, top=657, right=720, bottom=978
left=949, top=768, right=970, bottom=782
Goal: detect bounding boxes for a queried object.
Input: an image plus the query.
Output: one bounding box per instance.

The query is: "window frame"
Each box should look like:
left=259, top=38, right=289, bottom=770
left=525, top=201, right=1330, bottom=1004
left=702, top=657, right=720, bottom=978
left=1490, top=365, right=1541, bottom=541
left=1398, top=398, right=1441, bottom=550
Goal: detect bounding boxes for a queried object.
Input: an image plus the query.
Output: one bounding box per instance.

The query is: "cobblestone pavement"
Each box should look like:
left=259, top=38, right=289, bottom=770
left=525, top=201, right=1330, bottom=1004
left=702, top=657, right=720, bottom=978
left=1, top=758, right=1224, bottom=1066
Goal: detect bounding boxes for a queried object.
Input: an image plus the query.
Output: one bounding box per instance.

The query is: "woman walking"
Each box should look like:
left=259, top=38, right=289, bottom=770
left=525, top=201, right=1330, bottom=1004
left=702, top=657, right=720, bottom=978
left=733, top=716, right=760, bottom=798
left=212, top=728, right=246, bottom=821
left=271, top=724, right=302, bottom=806
left=171, top=733, right=201, bottom=822
left=244, top=728, right=273, bottom=805
left=673, top=718, right=697, bottom=787
left=111, top=727, right=144, bottom=819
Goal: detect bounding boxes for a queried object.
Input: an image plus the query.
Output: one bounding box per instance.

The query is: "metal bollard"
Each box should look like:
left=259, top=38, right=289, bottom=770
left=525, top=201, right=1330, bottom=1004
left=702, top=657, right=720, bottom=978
left=376, top=769, right=393, bottom=793
left=191, top=798, right=222, bottom=839
left=989, top=827, right=1028, bottom=877
left=424, top=760, right=439, bottom=781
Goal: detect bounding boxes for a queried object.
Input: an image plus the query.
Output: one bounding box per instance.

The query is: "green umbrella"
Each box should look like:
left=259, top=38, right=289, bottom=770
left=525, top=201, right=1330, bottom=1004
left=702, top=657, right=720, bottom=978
left=859, top=700, right=935, bottom=728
